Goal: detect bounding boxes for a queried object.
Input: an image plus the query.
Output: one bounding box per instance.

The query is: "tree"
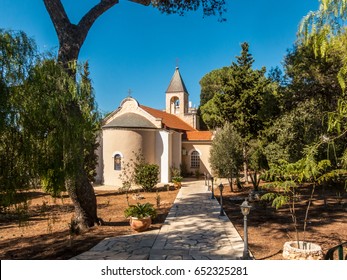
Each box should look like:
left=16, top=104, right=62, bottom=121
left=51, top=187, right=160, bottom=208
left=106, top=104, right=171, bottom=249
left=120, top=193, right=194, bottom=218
left=40, top=0, right=227, bottom=229
left=199, top=67, right=230, bottom=107
left=247, top=139, right=268, bottom=191
left=13, top=59, right=101, bottom=228
left=209, top=122, right=243, bottom=191
left=262, top=157, right=332, bottom=247
left=200, top=43, right=271, bottom=138
left=299, top=0, right=347, bottom=170
left=283, top=40, right=344, bottom=112
left=0, top=30, right=38, bottom=208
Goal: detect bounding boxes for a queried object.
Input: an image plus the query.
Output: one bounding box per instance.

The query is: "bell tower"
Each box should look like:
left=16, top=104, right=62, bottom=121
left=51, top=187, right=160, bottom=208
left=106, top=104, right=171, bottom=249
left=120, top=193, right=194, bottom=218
left=165, top=67, right=199, bottom=129
left=165, top=67, right=189, bottom=116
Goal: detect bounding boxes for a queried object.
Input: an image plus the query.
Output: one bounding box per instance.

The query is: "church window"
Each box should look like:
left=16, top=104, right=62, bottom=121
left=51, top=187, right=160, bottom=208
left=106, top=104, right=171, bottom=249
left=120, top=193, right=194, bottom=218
left=191, top=151, right=200, bottom=168
left=114, top=154, right=122, bottom=170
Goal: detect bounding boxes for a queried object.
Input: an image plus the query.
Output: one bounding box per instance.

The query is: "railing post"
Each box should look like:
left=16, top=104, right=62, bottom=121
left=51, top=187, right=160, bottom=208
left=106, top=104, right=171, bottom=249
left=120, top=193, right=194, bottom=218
left=338, top=245, right=343, bottom=260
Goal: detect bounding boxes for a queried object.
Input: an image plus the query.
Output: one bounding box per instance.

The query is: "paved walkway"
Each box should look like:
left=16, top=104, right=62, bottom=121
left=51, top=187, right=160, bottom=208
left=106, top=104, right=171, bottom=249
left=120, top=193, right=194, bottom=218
left=72, top=181, right=246, bottom=260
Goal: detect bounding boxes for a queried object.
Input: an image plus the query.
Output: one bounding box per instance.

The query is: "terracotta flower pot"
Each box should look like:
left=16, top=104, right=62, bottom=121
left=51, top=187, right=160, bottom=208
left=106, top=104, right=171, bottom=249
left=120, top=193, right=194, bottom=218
left=283, top=241, right=323, bottom=260
left=129, top=216, right=152, bottom=232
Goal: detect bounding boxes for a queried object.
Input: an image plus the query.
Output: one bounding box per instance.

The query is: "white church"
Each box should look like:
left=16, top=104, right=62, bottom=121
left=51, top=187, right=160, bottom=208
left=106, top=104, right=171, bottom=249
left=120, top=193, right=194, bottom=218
left=95, top=67, right=213, bottom=186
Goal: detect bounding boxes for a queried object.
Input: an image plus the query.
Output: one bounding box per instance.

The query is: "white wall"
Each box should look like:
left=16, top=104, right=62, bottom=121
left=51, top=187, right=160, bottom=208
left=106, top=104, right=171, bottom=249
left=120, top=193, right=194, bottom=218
left=156, top=130, right=170, bottom=183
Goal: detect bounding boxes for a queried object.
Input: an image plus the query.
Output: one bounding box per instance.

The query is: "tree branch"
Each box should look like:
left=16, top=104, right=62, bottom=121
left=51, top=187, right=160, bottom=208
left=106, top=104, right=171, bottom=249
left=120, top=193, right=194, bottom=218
left=78, top=0, right=151, bottom=39
left=43, top=0, right=71, bottom=42
left=78, top=0, right=119, bottom=37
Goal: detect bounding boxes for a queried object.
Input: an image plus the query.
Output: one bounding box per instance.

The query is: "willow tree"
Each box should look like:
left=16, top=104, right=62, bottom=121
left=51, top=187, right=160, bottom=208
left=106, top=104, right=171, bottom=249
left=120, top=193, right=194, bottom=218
left=299, top=0, right=347, bottom=167
left=0, top=30, right=38, bottom=208
left=41, top=0, right=227, bottom=229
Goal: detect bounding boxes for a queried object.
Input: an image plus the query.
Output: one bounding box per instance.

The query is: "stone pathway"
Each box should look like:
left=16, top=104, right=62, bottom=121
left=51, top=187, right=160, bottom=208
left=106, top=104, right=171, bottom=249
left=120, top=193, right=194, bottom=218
left=72, top=181, right=246, bottom=260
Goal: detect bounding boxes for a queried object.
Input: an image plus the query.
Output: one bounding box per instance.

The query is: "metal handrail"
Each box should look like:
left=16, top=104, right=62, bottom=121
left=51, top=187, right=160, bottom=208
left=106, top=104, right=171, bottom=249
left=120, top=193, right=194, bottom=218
left=324, top=242, right=347, bottom=260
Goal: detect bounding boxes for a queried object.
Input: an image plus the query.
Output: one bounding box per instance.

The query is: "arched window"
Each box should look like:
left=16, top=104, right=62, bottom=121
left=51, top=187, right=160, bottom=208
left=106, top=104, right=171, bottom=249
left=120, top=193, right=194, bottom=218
left=190, top=150, right=200, bottom=168
left=114, top=154, right=122, bottom=171
left=170, top=96, right=180, bottom=114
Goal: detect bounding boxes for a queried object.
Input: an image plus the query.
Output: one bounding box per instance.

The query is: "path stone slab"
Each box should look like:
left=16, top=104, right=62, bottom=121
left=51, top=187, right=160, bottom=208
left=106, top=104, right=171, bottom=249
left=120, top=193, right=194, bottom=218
left=72, top=180, right=248, bottom=260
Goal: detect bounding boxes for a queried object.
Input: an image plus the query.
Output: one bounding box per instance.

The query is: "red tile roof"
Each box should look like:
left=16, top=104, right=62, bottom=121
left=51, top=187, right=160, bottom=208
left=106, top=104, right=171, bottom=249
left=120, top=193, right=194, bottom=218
left=140, top=105, right=212, bottom=141
left=140, top=105, right=195, bottom=131
left=185, top=131, right=213, bottom=141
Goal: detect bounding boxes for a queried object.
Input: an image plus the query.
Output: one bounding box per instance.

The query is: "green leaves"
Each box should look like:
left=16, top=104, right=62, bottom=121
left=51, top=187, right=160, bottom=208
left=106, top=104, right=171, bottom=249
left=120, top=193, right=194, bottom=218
left=199, top=42, right=272, bottom=139
left=0, top=29, right=100, bottom=201
left=209, top=122, right=243, bottom=181
left=134, top=163, right=160, bottom=192
left=124, top=202, right=157, bottom=219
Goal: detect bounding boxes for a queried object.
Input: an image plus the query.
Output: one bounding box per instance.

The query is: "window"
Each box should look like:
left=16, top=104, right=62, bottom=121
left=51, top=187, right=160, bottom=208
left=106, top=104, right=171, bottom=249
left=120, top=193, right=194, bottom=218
left=191, top=150, right=200, bottom=168
left=114, top=154, right=121, bottom=170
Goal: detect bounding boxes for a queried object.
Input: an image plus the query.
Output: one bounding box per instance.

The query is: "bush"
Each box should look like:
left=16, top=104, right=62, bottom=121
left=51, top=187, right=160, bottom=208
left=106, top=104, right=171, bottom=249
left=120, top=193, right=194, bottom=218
left=134, top=163, right=159, bottom=192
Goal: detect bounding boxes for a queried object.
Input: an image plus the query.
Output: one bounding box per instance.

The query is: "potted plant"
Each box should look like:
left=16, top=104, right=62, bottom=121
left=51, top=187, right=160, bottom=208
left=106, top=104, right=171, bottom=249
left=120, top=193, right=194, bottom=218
left=124, top=202, right=157, bottom=232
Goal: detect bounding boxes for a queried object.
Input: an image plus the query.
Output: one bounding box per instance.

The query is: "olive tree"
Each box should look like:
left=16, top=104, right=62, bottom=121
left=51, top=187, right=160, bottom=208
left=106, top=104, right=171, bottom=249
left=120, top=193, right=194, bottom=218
left=209, top=122, right=243, bottom=191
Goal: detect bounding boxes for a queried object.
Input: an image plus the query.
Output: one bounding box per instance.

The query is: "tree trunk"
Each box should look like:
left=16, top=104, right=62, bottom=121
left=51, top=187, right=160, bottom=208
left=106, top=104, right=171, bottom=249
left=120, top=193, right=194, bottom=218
left=243, top=144, right=249, bottom=183
left=66, top=169, right=99, bottom=230
left=64, top=100, right=100, bottom=230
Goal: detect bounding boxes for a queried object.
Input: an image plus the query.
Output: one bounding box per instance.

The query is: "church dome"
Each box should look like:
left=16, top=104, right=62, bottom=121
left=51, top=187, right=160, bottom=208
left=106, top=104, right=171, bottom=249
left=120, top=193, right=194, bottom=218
left=103, top=113, right=157, bottom=129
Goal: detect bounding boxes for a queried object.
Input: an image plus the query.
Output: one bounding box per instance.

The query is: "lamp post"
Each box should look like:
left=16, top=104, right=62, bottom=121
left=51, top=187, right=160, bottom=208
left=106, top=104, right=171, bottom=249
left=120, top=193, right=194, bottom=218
left=218, top=183, right=225, bottom=216
left=206, top=173, right=210, bottom=191
left=210, top=176, right=215, bottom=199
left=240, top=199, right=252, bottom=259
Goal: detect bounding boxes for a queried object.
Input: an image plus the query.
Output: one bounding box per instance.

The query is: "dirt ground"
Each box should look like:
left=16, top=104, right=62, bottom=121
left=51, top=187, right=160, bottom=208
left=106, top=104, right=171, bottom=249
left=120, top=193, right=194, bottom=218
left=217, top=182, right=347, bottom=260
left=0, top=181, right=346, bottom=260
left=0, top=186, right=179, bottom=260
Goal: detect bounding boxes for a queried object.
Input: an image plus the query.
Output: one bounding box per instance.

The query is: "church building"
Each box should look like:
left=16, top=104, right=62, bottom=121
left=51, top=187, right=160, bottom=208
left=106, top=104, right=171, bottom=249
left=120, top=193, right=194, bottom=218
left=95, top=67, right=213, bottom=186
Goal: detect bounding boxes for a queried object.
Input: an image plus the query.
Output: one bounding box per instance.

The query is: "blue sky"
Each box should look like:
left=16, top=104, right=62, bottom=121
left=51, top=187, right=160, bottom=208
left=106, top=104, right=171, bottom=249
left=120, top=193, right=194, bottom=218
left=1, top=0, right=319, bottom=115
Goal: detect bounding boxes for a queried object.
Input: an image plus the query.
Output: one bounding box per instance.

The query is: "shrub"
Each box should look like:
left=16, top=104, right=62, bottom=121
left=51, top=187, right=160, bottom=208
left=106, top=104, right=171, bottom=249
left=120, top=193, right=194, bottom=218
left=134, top=163, right=159, bottom=192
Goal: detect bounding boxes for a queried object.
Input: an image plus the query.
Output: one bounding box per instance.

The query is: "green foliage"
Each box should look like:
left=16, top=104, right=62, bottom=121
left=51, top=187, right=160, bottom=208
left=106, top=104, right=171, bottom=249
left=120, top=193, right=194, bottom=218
left=199, top=67, right=230, bottom=107
left=153, top=0, right=227, bottom=21
left=200, top=42, right=274, bottom=141
left=248, top=140, right=268, bottom=190
left=262, top=99, right=330, bottom=165
left=119, top=151, right=160, bottom=192
left=299, top=0, right=347, bottom=48
left=0, top=30, right=39, bottom=207
left=18, top=59, right=100, bottom=196
left=261, top=152, right=337, bottom=243
left=0, top=29, right=100, bottom=208
left=298, top=1, right=347, bottom=171
left=209, top=122, right=243, bottom=187
left=41, top=168, right=66, bottom=197
left=262, top=144, right=346, bottom=225
left=134, top=163, right=160, bottom=192
left=284, top=41, right=343, bottom=110
left=172, top=176, right=183, bottom=183
left=124, top=202, right=157, bottom=219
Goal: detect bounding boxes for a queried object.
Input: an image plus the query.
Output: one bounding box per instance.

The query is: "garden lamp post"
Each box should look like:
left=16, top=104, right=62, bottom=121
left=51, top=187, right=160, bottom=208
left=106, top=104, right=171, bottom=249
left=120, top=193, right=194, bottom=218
left=210, top=176, right=215, bottom=199
left=206, top=173, right=210, bottom=191
left=240, top=199, right=252, bottom=259
left=218, top=183, right=225, bottom=216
